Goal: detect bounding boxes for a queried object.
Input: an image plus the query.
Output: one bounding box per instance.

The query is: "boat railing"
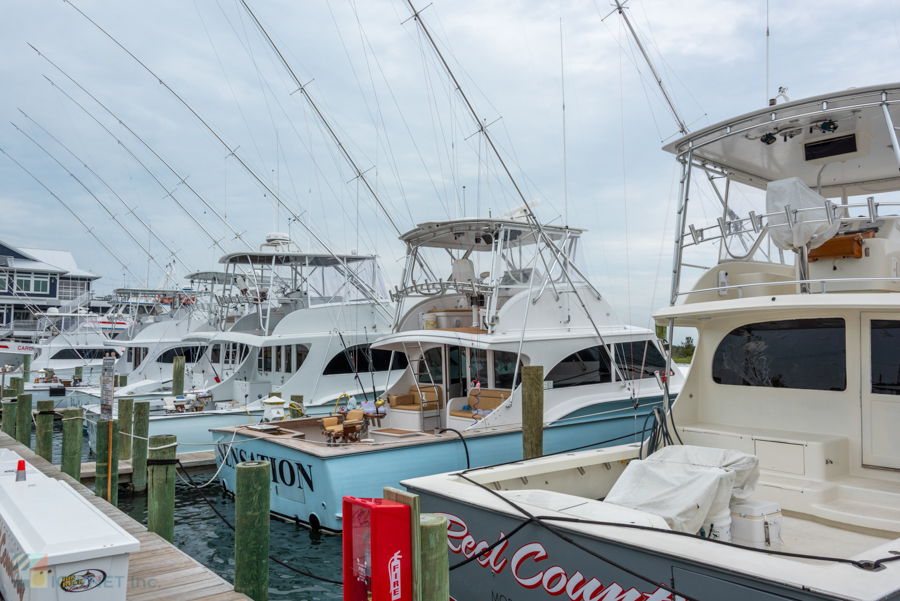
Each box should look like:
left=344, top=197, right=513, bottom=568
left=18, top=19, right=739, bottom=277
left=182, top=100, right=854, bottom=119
left=390, top=278, right=490, bottom=302
left=681, top=197, right=890, bottom=251
left=678, top=276, right=900, bottom=299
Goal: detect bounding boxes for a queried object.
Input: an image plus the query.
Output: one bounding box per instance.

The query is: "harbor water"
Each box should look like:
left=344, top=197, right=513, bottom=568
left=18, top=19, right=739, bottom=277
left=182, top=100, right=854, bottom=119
left=39, top=423, right=343, bottom=599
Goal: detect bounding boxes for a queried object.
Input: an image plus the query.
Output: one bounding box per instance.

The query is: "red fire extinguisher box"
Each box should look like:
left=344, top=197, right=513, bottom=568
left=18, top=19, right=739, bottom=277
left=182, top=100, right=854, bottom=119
left=343, top=497, right=412, bottom=601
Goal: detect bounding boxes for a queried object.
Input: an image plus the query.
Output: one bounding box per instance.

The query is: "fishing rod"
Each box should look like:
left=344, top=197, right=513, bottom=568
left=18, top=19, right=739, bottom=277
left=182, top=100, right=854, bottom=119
left=234, top=0, right=438, bottom=282
left=0, top=148, right=144, bottom=283
left=11, top=122, right=171, bottom=282
left=39, top=72, right=233, bottom=254
left=402, top=0, right=630, bottom=386
left=29, top=45, right=255, bottom=253
left=60, top=0, right=393, bottom=320
left=17, top=109, right=195, bottom=273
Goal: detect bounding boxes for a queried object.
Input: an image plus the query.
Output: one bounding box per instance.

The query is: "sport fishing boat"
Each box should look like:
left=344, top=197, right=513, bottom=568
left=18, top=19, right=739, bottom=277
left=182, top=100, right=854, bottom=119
left=211, top=216, right=681, bottom=531
left=403, top=83, right=900, bottom=601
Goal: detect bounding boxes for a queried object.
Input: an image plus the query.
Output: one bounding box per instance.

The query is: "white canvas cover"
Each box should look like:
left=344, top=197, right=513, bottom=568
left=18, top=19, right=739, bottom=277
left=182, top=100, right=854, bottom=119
left=604, top=445, right=759, bottom=533
left=766, top=177, right=839, bottom=251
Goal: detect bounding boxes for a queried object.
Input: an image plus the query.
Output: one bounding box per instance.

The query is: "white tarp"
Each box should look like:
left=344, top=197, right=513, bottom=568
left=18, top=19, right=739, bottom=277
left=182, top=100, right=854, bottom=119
left=766, top=177, right=839, bottom=251
left=604, top=446, right=759, bottom=533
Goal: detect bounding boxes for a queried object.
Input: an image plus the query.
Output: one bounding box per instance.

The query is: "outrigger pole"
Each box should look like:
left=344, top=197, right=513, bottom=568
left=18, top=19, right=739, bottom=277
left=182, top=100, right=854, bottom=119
left=62, top=0, right=393, bottom=320
left=401, top=0, right=630, bottom=387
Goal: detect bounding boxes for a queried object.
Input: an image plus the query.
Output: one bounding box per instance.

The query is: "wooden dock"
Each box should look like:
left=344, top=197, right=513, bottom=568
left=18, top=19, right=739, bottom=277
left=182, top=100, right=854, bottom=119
left=0, top=433, right=250, bottom=601
left=80, top=450, right=217, bottom=486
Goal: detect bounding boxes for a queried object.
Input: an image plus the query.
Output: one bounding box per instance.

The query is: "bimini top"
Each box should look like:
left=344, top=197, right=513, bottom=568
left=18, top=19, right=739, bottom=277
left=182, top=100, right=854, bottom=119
left=218, top=251, right=376, bottom=266
left=184, top=271, right=236, bottom=285
left=400, top=218, right=584, bottom=251
left=663, top=82, right=900, bottom=197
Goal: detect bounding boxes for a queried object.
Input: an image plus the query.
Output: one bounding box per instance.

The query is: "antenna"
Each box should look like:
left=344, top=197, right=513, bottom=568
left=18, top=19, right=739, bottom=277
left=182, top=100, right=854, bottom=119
left=766, top=0, right=770, bottom=105
left=561, top=17, right=568, bottom=226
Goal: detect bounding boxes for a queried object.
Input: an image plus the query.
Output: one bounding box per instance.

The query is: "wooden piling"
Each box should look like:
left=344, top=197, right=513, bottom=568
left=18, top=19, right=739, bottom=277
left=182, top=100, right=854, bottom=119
left=15, top=393, right=32, bottom=447
left=420, top=514, right=449, bottom=601
left=95, top=419, right=119, bottom=505
left=9, top=377, right=22, bottom=396
left=269, top=392, right=281, bottom=399
left=522, top=365, right=544, bottom=460
left=119, top=374, right=127, bottom=387
left=35, top=400, right=54, bottom=461
left=172, top=356, right=185, bottom=396
left=61, top=408, right=83, bottom=480
left=289, top=395, right=304, bottom=418
left=148, top=434, right=176, bottom=542
left=234, top=460, right=270, bottom=601
left=74, top=366, right=83, bottom=383
left=1, top=400, right=15, bottom=437
left=132, top=401, right=150, bottom=492
left=22, top=355, right=31, bottom=383
left=118, top=398, right=134, bottom=461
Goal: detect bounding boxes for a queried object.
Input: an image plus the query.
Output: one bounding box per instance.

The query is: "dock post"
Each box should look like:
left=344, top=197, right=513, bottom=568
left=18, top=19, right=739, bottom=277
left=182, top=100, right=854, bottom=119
left=172, top=356, right=185, bottom=396
left=118, top=398, right=134, bottom=462
left=289, top=395, right=304, bottom=418
left=234, top=460, right=270, bottom=601
left=74, top=366, right=83, bottom=383
left=119, top=374, right=127, bottom=387
left=35, top=400, right=54, bottom=461
left=132, top=401, right=150, bottom=492
left=15, top=393, right=32, bottom=447
left=522, top=365, right=544, bottom=460
left=269, top=392, right=281, bottom=399
left=1, top=399, right=16, bottom=436
left=420, top=514, right=449, bottom=601
left=114, top=374, right=120, bottom=388
left=23, top=355, right=30, bottom=383
left=9, top=377, right=22, bottom=396
left=61, top=408, right=83, bottom=480
left=148, top=434, right=176, bottom=542
left=96, top=419, right=119, bottom=505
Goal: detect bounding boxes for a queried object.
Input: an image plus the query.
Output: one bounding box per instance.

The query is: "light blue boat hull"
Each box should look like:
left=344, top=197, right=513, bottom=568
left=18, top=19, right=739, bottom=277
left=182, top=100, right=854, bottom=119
left=212, top=398, right=662, bottom=531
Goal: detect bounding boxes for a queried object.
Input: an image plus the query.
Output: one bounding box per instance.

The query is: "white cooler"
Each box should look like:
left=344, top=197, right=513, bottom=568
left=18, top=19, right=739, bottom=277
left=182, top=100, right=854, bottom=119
left=730, top=499, right=784, bottom=551
left=0, top=460, right=140, bottom=601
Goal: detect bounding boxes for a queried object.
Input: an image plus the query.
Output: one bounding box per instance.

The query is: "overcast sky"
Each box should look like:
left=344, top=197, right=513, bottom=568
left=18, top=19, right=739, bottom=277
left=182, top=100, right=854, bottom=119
left=1, top=0, right=898, bottom=334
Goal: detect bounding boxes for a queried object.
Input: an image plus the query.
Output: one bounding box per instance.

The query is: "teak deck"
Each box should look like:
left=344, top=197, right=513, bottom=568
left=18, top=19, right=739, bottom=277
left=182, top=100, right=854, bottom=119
left=0, top=432, right=250, bottom=601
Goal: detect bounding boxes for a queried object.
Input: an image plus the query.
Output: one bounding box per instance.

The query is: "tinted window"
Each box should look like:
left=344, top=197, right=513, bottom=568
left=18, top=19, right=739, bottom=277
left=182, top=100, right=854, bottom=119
left=371, top=348, right=408, bottom=372
left=493, top=351, right=522, bottom=389
left=871, top=320, right=900, bottom=395
left=545, top=346, right=612, bottom=388
left=324, top=345, right=371, bottom=376
left=613, top=341, right=668, bottom=380
left=156, top=346, right=205, bottom=364
left=712, top=318, right=846, bottom=391
left=52, top=348, right=118, bottom=360
left=417, top=348, right=443, bottom=384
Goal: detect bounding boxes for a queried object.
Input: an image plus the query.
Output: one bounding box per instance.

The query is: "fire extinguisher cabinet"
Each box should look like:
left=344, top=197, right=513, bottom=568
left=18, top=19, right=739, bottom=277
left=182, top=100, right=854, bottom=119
left=343, top=497, right=411, bottom=601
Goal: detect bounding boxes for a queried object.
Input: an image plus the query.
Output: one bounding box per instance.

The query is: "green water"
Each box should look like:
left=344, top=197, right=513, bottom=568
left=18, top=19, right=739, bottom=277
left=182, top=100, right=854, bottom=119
left=43, top=424, right=344, bottom=599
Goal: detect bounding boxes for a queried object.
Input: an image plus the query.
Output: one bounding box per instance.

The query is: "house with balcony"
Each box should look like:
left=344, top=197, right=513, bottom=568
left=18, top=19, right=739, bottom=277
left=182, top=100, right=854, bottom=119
left=0, top=239, right=104, bottom=339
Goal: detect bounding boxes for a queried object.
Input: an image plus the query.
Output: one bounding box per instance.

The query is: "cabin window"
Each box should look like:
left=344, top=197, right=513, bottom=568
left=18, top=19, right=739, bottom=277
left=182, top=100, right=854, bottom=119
left=127, top=347, right=133, bottom=362
left=493, top=351, right=522, bottom=389
left=156, top=346, right=205, bottom=364
left=469, top=348, right=488, bottom=387
left=275, top=346, right=283, bottom=372
left=51, top=348, right=119, bottom=360
left=871, top=320, right=900, bottom=395
left=545, top=346, right=612, bottom=388
left=417, top=347, right=443, bottom=384
left=262, top=347, right=272, bottom=372
left=210, top=344, right=221, bottom=365
left=284, top=345, right=292, bottom=373
left=612, top=341, right=668, bottom=380
left=712, top=318, right=846, bottom=391
left=324, top=345, right=369, bottom=376
left=295, top=345, right=307, bottom=370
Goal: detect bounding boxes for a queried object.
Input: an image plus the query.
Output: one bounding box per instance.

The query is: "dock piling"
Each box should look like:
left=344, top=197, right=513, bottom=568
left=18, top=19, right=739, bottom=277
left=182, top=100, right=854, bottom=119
left=119, top=374, right=127, bottom=387
left=15, top=393, right=32, bottom=447
left=9, top=377, right=22, bottom=396
left=420, top=514, right=450, bottom=601
left=172, top=356, right=185, bottom=396
left=95, top=419, right=119, bottom=505
left=132, top=401, right=150, bottom=492
left=1, top=400, right=16, bottom=436
left=35, top=400, right=54, bottom=461
left=74, top=366, right=83, bottom=383
left=522, top=365, right=544, bottom=460
left=61, top=408, right=83, bottom=480
left=234, top=460, right=270, bottom=601
left=23, top=355, right=30, bottom=383
left=118, top=398, right=134, bottom=461
left=148, top=434, right=176, bottom=542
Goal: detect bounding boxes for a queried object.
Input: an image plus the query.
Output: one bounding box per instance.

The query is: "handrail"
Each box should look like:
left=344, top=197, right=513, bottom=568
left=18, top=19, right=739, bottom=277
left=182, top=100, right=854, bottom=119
left=677, top=276, right=900, bottom=298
